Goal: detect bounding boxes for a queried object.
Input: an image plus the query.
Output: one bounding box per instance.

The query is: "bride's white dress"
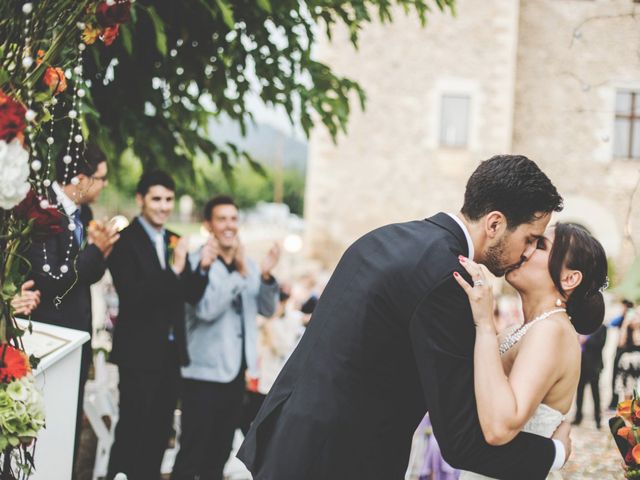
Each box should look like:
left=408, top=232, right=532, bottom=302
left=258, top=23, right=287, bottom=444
left=459, top=314, right=567, bottom=479
left=458, top=403, right=564, bottom=479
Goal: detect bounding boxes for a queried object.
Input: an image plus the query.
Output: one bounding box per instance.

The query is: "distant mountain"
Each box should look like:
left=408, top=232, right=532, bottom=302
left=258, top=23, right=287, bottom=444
left=208, top=117, right=308, bottom=173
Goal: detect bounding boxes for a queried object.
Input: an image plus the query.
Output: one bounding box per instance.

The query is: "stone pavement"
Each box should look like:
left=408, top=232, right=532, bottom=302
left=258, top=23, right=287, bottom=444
left=563, top=419, right=622, bottom=479
left=74, top=419, right=624, bottom=479
left=74, top=326, right=628, bottom=479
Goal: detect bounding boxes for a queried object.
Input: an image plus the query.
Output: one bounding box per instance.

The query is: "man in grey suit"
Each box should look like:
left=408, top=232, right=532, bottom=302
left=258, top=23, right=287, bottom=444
left=171, top=195, right=280, bottom=480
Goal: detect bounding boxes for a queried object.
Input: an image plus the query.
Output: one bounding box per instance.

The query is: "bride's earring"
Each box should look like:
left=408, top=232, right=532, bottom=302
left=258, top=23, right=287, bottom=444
left=555, top=298, right=563, bottom=307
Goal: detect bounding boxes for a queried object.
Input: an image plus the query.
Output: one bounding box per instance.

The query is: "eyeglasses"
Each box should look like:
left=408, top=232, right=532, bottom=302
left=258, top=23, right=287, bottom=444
left=91, top=174, right=108, bottom=184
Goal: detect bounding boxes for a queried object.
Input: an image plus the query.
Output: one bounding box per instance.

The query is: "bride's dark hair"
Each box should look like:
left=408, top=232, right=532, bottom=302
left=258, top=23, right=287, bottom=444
left=548, top=223, right=608, bottom=335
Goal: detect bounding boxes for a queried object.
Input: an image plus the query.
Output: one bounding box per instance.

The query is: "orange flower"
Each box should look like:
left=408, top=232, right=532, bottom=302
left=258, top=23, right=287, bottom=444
left=43, top=67, right=67, bottom=95
left=82, top=25, right=100, bottom=45
left=618, top=426, right=639, bottom=446
left=169, top=235, right=179, bottom=249
left=35, top=49, right=45, bottom=66
left=633, top=444, right=640, bottom=464
left=0, top=345, right=31, bottom=382
left=619, top=400, right=633, bottom=419
left=101, top=25, right=119, bottom=46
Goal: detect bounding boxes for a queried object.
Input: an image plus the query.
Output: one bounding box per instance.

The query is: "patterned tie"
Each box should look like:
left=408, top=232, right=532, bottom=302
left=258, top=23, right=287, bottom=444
left=72, top=210, right=84, bottom=245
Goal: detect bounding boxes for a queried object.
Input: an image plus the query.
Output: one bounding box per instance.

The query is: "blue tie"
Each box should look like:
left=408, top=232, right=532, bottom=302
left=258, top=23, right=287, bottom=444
left=72, top=210, right=84, bottom=245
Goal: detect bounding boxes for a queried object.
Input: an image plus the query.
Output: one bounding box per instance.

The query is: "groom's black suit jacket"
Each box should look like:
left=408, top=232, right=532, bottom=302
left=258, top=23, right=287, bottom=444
left=107, top=218, right=208, bottom=370
left=238, top=213, right=555, bottom=480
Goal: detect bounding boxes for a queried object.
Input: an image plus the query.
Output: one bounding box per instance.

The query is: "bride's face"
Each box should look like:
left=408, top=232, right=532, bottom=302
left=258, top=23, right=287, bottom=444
left=505, top=227, right=556, bottom=293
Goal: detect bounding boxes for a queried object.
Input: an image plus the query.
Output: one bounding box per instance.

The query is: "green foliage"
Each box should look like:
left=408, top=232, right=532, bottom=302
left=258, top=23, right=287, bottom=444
left=98, top=162, right=305, bottom=218
left=82, top=0, right=454, bottom=183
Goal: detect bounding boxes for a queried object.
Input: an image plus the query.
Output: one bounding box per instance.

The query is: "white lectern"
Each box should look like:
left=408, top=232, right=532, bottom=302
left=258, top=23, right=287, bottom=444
left=17, top=319, right=90, bottom=480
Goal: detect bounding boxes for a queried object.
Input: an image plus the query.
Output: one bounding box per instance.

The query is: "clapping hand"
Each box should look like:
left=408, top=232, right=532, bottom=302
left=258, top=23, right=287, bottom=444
left=200, top=235, right=219, bottom=271
left=88, top=218, right=120, bottom=258
left=11, top=280, right=41, bottom=316
left=171, top=236, right=190, bottom=274
left=452, top=255, right=496, bottom=333
left=261, top=243, right=281, bottom=281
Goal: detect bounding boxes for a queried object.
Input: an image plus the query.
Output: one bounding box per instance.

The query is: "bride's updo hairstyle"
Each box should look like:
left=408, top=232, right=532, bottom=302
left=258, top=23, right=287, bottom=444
left=548, top=223, right=608, bottom=335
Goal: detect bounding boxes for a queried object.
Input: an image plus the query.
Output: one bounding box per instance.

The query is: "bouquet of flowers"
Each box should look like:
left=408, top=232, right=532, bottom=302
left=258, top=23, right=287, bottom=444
left=0, top=91, right=58, bottom=479
left=610, top=390, right=640, bottom=478
left=0, top=345, right=45, bottom=477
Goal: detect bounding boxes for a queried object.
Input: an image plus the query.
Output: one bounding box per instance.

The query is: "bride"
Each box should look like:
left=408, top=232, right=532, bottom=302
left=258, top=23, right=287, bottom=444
left=453, top=222, right=608, bottom=479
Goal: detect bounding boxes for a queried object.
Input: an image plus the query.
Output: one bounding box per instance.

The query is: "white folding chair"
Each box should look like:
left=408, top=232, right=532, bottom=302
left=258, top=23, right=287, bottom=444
left=83, top=351, right=119, bottom=480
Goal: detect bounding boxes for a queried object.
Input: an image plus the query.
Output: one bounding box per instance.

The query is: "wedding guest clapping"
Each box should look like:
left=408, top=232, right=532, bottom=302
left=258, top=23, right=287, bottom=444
left=26, top=142, right=116, bottom=466
left=106, top=171, right=210, bottom=480
left=171, top=195, right=280, bottom=480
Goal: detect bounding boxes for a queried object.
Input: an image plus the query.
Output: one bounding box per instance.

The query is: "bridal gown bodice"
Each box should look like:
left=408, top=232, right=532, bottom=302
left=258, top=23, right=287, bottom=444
left=458, top=403, right=564, bottom=479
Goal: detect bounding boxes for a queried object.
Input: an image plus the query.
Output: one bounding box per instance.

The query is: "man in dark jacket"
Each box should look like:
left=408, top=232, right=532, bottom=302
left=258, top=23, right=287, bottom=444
left=28, top=143, right=118, bottom=462
left=238, top=155, right=570, bottom=480
left=106, top=171, right=215, bottom=480
left=573, top=325, right=608, bottom=429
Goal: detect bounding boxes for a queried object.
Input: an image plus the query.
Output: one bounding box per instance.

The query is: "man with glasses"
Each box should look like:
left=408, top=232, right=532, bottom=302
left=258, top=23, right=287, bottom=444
left=27, top=142, right=120, bottom=467
left=171, top=195, right=280, bottom=480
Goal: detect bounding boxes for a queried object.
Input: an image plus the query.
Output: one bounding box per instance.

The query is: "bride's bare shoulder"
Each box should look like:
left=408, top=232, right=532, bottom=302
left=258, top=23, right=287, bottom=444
left=520, top=316, right=580, bottom=358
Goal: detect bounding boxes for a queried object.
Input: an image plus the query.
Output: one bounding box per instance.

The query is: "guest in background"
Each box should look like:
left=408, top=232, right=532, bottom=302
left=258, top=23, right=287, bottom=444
left=26, top=143, right=118, bottom=465
left=614, top=308, right=640, bottom=401
left=107, top=171, right=213, bottom=480
left=407, top=414, right=459, bottom=480
left=240, top=283, right=305, bottom=435
left=172, top=195, right=279, bottom=480
left=608, top=299, right=634, bottom=410
left=572, top=324, right=607, bottom=429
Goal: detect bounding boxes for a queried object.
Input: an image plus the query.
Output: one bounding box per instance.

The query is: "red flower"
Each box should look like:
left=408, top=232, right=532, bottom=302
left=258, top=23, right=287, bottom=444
left=43, top=67, right=67, bottom=95
left=101, top=25, right=120, bottom=46
left=96, top=1, right=131, bottom=28
left=0, top=91, right=26, bottom=142
left=0, top=345, right=30, bottom=382
left=14, top=189, right=65, bottom=241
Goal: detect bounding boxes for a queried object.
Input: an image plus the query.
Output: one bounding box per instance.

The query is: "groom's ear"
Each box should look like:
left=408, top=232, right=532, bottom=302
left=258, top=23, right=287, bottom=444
left=484, top=211, right=507, bottom=239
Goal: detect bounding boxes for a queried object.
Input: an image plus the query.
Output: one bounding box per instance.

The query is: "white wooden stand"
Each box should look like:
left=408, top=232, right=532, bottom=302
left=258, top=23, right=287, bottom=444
left=17, top=319, right=90, bottom=480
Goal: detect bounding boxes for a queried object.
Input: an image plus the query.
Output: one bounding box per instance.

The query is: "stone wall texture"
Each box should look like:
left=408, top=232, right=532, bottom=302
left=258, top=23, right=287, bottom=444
left=305, top=0, right=640, bottom=277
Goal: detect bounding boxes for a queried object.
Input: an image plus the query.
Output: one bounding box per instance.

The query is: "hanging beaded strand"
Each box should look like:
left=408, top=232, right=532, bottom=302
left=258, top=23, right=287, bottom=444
left=41, top=36, right=87, bottom=281
left=21, top=2, right=40, bottom=174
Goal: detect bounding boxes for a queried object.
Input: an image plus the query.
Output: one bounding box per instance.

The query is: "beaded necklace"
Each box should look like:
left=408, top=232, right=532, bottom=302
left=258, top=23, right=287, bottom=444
left=499, top=308, right=567, bottom=356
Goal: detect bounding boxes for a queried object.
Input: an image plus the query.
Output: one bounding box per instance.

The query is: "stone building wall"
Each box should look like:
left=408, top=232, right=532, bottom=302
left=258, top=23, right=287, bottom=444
left=513, top=0, right=640, bottom=273
left=304, top=0, right=640, bottom=275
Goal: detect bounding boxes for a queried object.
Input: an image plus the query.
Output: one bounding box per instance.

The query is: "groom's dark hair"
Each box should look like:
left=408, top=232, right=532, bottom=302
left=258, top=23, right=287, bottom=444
left=461, top=154, right=563, bottom=229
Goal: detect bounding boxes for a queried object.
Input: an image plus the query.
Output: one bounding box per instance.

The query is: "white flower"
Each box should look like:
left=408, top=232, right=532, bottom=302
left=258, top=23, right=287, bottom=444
left=0, top=139, right=30, bottom=210
left=6, top=380, right=27, bottom=402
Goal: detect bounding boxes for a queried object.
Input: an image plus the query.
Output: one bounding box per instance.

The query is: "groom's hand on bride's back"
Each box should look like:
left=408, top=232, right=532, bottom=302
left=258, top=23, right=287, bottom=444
left=552, top=420, right=572, bottom=466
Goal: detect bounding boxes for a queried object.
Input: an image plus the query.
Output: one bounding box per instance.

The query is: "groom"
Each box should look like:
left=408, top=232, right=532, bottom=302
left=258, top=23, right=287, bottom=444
left=238, top=155, right=568, bottom=479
